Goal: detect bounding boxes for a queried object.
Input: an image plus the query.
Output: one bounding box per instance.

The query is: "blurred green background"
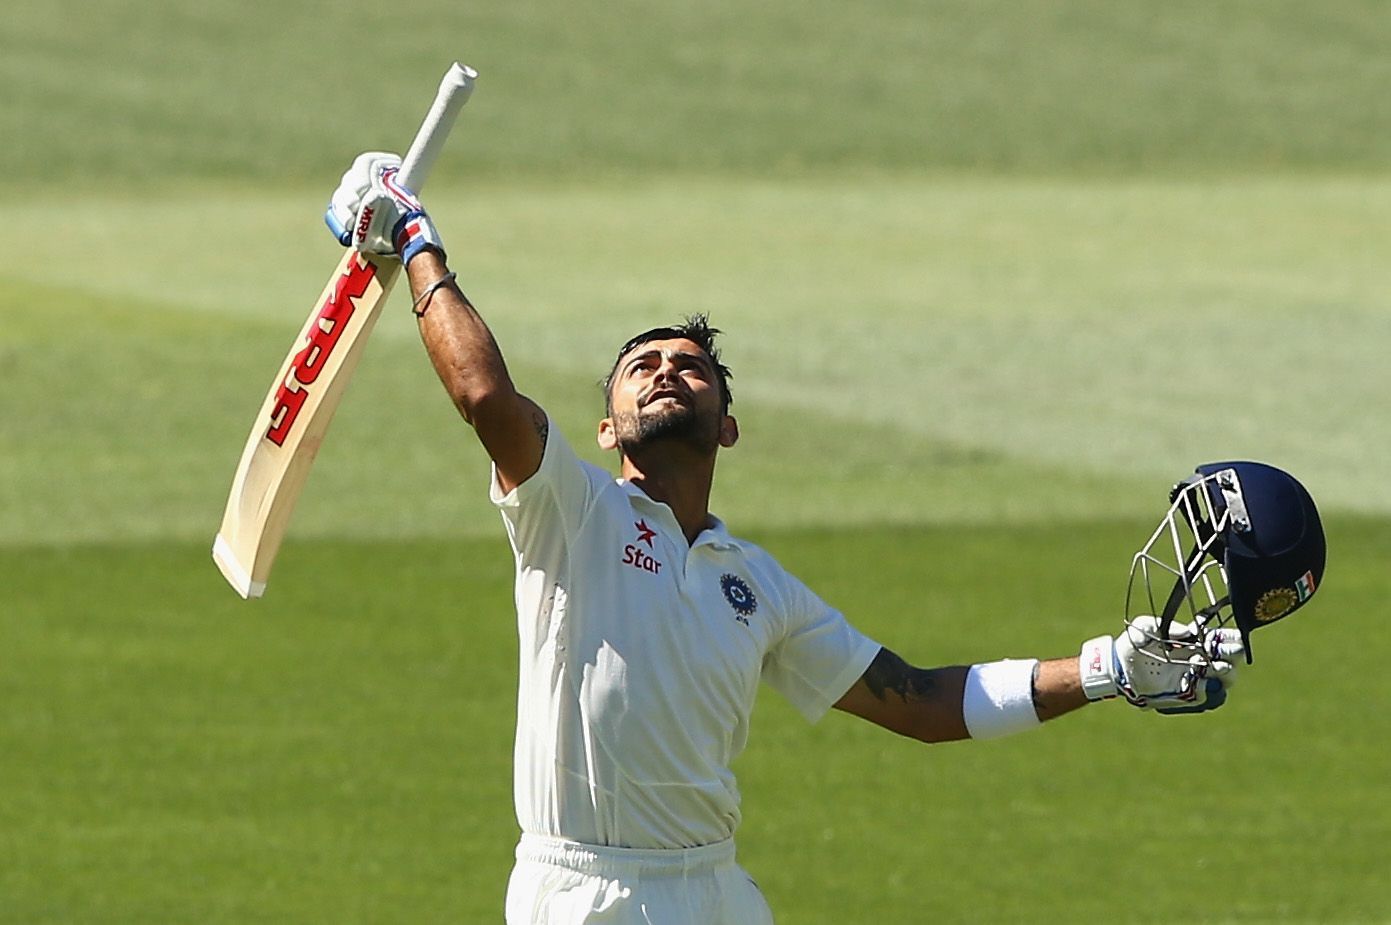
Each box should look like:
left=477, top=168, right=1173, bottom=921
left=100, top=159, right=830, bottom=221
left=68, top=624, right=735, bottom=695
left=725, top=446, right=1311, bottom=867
left=2, top=1, right=1387, bottom=921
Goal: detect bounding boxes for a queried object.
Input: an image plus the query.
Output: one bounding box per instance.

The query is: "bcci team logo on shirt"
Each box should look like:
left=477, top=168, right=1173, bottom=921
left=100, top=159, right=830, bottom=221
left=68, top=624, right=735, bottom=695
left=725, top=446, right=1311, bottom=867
left=720, top=573, right=757, bottom=626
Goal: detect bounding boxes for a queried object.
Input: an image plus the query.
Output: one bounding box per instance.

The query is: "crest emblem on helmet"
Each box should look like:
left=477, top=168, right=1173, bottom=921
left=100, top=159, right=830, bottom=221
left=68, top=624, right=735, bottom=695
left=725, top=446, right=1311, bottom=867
left=1254, top=587, right=1299, bottom=623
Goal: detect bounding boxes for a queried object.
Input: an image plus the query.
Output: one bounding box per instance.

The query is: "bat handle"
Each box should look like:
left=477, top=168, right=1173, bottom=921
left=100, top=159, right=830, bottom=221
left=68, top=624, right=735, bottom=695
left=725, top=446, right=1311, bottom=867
left=397, top=62, right=478, bottom=194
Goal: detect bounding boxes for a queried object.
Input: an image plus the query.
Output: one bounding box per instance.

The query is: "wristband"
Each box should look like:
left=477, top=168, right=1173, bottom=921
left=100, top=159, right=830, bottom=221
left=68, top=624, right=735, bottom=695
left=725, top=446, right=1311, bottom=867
left=393, top=209, right=446, bottom=266
left=1078, top=635, right=1119, bottom=701
left=961, top=659, right=1041, bottom=740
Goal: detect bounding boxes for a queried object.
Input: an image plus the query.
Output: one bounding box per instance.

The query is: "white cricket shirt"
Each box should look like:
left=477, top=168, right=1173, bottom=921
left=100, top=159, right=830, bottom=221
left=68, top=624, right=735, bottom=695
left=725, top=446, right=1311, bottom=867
left=489, top=421, right=881, bottom=850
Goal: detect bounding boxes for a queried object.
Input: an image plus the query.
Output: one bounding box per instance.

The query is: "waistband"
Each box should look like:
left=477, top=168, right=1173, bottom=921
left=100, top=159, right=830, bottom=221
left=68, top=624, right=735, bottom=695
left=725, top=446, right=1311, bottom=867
left=516, top=833, right=736, bottom=878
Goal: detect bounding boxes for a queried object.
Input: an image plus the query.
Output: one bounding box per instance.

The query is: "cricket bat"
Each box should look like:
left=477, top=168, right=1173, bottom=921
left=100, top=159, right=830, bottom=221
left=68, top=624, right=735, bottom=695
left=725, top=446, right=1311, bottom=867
left=213, top=63, right=478, bottom=598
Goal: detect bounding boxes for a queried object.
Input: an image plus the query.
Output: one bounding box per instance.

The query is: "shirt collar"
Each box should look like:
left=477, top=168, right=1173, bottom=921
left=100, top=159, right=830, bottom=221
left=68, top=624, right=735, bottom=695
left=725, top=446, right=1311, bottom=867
left=617, top=479, right=740, bottom=550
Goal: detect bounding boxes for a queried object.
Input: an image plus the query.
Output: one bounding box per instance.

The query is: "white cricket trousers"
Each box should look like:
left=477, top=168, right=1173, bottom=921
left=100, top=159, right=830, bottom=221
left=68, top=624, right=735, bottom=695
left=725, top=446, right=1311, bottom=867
left=505, top=833, right=775, bottom=924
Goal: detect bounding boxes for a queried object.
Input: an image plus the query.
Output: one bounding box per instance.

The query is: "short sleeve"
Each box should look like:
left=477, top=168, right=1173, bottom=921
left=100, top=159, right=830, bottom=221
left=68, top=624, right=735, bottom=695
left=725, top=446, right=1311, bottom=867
left=762, top=575, right=881, bottom=724
left=489, top=416, right=611, bottom=553
left=488, top=419, right=614, bottom=658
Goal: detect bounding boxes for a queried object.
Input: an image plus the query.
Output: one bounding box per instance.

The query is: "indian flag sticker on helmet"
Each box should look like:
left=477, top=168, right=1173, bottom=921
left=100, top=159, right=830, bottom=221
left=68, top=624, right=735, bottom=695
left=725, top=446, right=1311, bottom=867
left=1295, top=570, right=1317, bottom=602
left=1255, top=587, right=1299, bottom=623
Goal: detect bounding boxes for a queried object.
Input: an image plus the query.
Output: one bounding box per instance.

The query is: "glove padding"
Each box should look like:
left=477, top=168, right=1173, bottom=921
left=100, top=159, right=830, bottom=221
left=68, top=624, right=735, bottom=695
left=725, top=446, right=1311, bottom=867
left=1079, top=616, right=1243, bottom=714
left=323, top=152, right=445, bottom=265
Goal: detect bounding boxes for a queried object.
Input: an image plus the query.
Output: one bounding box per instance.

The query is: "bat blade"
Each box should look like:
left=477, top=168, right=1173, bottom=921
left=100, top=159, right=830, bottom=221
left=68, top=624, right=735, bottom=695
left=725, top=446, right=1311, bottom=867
left=212, top=62, right=475, bottom=598
left=213, top=251, right=400, bottom=598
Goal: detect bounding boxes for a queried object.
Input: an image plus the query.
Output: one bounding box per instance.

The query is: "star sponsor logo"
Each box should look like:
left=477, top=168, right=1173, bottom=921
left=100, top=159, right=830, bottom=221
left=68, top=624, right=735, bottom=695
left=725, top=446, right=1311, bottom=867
left=622, top=520, right=662, bottom=575
left=720, top=573, right=757, bottom=625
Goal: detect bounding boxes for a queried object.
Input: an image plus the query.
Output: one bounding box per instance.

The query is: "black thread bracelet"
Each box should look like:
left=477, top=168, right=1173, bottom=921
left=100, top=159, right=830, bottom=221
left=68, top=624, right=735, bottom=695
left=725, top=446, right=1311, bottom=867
left=411, top=270, right=457, bottom=317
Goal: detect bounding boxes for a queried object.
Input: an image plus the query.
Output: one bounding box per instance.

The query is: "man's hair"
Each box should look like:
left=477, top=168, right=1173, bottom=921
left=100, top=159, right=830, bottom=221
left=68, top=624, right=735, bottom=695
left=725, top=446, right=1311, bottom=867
left=602, top=314, right=734, bottom=415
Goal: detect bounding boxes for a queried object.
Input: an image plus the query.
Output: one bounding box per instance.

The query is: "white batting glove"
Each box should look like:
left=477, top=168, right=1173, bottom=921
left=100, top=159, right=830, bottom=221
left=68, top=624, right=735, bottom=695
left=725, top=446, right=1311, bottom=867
left=323, top=152, right=446, bottom=265
left=1079, top=616, right=1243, bottom=714
left=325, top=152, right=395, bottom=245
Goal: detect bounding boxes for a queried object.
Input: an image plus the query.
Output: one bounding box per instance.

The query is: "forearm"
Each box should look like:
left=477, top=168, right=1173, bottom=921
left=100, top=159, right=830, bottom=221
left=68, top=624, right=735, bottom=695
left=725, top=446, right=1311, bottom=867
left=408, top=250, right=516, bottom=423
left=1031, top=657, right=1089, bottom=722
left=407, top=250, right=546, bottom=489
left=835, top=649, right=1089, bottom=744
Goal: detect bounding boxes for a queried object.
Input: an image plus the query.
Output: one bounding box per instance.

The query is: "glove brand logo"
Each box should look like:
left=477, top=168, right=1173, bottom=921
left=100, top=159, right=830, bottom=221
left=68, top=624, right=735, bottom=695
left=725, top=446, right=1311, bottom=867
left=1086, top=645, right=1104, bottom=676
left=265, top=254, right=378, bottom=446
left=1254, top=587, right=1299, bottom=623
left=355, top=206, right=374, bottom=245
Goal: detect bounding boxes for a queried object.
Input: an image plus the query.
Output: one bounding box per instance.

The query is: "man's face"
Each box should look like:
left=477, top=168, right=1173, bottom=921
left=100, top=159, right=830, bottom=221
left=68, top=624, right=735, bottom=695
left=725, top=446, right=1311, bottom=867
left=601, top=337, right=733, bottom=457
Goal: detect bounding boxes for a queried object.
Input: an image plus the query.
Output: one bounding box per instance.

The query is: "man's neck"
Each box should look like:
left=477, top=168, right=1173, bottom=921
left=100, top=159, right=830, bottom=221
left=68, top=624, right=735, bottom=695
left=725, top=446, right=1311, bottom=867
left=619, top=449, right=718, bottom=545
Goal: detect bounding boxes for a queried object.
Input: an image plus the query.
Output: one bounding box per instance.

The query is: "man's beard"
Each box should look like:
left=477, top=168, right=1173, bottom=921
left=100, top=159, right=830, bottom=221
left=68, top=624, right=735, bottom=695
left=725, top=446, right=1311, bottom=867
left=613, top=401, right=720, bottom=457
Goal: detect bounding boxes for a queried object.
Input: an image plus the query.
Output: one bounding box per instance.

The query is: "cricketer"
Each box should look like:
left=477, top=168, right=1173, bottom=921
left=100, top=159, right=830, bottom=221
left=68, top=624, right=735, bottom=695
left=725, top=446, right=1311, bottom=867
left=323, top=152, right=1323, bottom=924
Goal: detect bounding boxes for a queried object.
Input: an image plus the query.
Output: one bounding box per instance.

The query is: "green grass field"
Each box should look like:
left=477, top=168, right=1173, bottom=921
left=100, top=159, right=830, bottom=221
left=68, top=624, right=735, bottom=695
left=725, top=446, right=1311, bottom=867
left=3, top=2, right=1389, bottom=921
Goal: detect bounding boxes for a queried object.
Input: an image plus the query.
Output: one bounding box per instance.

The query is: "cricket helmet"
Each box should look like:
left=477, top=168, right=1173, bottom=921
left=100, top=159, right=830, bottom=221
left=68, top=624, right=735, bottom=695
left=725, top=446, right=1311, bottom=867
left=1126, top=461, right=1325, bottom=664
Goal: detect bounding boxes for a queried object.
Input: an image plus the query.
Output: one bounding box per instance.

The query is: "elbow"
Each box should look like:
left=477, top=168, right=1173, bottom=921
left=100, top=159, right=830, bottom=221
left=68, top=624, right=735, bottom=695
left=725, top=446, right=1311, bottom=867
left=909, top=719, right=971, bottom=745
left=872, top=710, right=968, bottom=746
left=905, top=701, right=971, bottom=744
left=450, top=381, right=518, bottom=428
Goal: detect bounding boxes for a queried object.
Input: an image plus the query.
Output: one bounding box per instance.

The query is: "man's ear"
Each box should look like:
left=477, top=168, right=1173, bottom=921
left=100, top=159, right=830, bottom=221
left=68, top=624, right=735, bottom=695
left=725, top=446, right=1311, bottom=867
left=719, top=415, right=739, bottom=448
left=597, top=417, right=619, bottom=451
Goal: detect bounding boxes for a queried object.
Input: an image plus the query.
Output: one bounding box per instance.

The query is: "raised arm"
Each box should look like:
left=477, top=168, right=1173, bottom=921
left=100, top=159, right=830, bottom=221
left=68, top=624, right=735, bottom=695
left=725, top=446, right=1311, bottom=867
left=326, top=153, right=545, bottom=492
left=406, top=249, right=546, bottom=492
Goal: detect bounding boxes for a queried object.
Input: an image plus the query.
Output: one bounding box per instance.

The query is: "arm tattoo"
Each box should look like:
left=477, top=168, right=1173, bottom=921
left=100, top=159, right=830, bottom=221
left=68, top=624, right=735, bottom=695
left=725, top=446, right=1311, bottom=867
left=861, top=647, right=939, bottom=704
left=532, top=411, right=549, bottom=447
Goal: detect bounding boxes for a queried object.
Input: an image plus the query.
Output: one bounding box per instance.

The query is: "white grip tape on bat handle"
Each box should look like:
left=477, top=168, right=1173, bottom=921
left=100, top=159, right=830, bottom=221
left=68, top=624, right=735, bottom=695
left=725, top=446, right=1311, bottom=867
left=397, top=62, right=478, bottom=193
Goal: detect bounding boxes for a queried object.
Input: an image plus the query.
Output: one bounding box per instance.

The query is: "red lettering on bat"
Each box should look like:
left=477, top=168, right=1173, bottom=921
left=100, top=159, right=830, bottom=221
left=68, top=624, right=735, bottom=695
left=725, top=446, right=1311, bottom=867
left=265, top=255, right=378, bottom=446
